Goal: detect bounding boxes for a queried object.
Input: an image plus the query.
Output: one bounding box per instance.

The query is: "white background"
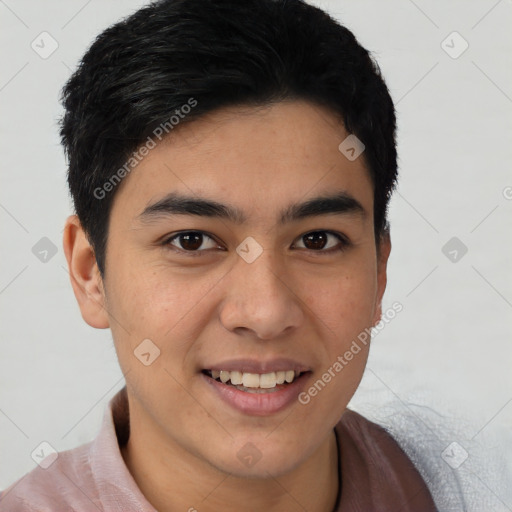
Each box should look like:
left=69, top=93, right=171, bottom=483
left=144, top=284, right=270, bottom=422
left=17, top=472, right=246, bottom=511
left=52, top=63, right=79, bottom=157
left=1, top=0, right=511, bottom=510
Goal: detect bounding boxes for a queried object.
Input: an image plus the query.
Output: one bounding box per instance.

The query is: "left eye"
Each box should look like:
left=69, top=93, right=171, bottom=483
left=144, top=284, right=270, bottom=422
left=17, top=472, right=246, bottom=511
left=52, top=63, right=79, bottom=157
left=293, top=231, right=349, bottom=252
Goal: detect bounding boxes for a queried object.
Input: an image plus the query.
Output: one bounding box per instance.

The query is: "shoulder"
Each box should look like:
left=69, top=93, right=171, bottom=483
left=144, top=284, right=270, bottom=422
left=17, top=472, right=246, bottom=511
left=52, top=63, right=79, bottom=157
left=335, top=409, right=438, bottom=511
left=339, top=408, right=415, bottom=461
left=0, top=442, right=97, bottom=511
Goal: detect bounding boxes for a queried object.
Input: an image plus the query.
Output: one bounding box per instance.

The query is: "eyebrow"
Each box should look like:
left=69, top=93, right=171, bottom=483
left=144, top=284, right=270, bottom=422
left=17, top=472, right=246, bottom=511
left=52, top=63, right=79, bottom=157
left=137, top=191, right=366, bottom=225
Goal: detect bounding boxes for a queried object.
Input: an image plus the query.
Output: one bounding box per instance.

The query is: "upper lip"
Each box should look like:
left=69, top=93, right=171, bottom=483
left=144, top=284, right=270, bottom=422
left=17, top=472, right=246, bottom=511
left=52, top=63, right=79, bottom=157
left=203, top=358, right=311, bottom=374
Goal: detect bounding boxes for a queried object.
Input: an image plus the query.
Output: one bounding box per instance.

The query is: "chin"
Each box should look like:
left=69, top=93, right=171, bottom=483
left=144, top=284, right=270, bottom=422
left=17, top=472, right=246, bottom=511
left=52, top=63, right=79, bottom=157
left=206, top=441, right=305, bottom=479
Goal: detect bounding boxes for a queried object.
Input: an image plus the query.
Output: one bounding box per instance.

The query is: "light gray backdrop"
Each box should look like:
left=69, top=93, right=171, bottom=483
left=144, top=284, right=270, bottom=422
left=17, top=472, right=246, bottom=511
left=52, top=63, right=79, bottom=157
left=1, top=1, right=511, bottom=510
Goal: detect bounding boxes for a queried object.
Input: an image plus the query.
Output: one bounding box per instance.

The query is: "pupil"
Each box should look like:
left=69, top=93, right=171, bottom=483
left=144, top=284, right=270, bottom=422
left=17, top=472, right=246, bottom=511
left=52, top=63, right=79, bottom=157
left=304, top=232, right=327, bottom=250
left=181, top=232, right=202, bottom=250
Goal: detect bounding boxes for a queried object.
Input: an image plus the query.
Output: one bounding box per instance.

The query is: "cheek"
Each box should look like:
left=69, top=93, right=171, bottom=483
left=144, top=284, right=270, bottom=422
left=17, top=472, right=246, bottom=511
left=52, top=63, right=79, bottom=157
left=106, top=265, right=224, bottom=368
left=109, top=263, right=209, bottom=329
left=304, top=273, right=375, bottom=408
left=303, top=265, right=377, bottom=339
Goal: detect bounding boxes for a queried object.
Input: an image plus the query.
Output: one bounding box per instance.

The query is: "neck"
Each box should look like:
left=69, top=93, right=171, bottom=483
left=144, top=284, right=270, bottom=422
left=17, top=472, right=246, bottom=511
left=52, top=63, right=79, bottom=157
left=120, top=401, right=340, bottom=512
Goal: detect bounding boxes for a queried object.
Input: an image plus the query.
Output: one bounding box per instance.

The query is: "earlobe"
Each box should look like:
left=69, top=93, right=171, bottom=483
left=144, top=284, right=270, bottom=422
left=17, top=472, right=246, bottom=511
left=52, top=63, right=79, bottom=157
left=62, top=215, right=110, bottom=329
left=372, top=231, right=392, bottom=326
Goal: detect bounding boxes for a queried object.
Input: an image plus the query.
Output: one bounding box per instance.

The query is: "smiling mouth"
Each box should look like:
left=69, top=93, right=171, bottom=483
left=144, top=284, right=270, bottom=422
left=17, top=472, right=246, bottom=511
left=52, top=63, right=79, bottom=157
left=202, top=369, right=308, bottom=393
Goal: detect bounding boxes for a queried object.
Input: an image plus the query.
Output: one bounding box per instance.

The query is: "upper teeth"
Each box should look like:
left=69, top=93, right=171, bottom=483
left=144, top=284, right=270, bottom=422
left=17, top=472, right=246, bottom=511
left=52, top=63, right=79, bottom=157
left=211, top=370, right=298, bottom=388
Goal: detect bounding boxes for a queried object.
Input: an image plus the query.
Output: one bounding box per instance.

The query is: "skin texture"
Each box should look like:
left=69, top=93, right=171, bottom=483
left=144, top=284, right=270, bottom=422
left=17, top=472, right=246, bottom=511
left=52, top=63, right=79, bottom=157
left=63, top=100, right=391, bottom=512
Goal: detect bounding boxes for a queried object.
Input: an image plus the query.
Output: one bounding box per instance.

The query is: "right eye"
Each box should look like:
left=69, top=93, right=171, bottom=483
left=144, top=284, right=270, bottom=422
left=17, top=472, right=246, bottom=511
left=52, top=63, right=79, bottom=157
left=162, top=231, right=224, bottom=256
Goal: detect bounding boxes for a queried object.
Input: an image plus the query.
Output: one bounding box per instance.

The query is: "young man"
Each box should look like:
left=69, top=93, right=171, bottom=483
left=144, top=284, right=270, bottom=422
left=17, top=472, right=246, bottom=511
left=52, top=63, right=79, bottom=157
left=0, top=0, right=439, bottom=510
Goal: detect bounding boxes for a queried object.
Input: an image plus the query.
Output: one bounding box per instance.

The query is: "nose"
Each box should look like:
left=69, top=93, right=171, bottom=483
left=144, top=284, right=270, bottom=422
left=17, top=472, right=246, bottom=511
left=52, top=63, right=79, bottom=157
left=218, top=247, right=304, bottom=340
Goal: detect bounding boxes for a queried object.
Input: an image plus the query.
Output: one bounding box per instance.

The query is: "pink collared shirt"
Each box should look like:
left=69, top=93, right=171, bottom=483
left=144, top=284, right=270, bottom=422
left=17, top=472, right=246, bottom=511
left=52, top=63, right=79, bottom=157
left=0, top=386, right=437, bottom=511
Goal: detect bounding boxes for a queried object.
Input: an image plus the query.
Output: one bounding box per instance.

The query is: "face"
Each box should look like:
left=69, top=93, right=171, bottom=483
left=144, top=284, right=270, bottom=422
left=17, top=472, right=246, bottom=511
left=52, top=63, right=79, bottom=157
left=65, top=99, right=390, bottom=479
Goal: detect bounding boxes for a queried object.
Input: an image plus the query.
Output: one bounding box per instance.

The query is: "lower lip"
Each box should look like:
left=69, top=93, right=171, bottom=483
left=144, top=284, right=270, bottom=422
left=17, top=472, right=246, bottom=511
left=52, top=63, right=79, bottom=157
left=202, top=372, right=310, bottom=416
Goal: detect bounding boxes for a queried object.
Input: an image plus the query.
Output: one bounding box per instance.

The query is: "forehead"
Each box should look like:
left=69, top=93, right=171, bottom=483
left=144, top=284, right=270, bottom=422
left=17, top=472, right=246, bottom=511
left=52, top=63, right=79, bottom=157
left=110, top=100, right=374, bottom=224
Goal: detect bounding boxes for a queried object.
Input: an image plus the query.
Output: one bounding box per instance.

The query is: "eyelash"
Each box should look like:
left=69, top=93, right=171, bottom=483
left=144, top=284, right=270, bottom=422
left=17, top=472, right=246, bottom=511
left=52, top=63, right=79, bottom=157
left=161, top=230, right=351, bottom=257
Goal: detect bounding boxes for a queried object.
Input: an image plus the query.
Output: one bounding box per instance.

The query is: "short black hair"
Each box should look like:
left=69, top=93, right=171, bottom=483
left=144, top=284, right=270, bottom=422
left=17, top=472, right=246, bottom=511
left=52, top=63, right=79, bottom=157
left=60, top=0, right=397, bottom=276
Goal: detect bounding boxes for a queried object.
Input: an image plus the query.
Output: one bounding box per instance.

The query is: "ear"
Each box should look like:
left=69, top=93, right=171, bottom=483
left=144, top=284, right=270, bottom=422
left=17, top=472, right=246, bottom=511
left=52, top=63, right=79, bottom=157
left=62, top=215, right=110, bottom=329
left=372, top=230, right=392, bottom=327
